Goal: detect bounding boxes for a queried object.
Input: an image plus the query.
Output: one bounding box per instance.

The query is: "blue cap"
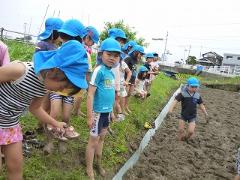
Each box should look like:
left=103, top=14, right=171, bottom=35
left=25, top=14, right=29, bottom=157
left=138, top=66, right=149, bottom=72
left=145, top=53, right=155, bottom=58
left=128, top=45, right=145, bottom=55
left=187, top=77, right=200, bottom=87
left=83, top=26, right=99, bottom=44
left=122, top=40, right=137, bottom=51
left=58, top=19, right=86, bottom=38
left=38, top=17, right=64, bottom=40
left=108, top=28, right=127, bottom=40
left=153, top=52, right=159, bottom=57
left=34, top=40, right=89, bottom=89
left=100, top=38, right=122, bottom=53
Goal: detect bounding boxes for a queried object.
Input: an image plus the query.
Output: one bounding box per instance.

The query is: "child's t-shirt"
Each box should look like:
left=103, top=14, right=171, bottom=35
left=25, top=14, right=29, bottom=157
left=0, top=62, right=46, bottom=128
left=90, top=65, right=115, bottom=113
left=35, top=41, right=57, bottom=52
left=175, top=87, right=203, bottom=119
left=119, top=61, right=129, bottom=83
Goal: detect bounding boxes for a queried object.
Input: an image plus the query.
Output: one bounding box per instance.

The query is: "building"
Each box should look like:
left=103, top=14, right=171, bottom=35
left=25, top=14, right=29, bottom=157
left=222, top=53, right=240, bottom=68
left=197, top=51, right=223, bottom=66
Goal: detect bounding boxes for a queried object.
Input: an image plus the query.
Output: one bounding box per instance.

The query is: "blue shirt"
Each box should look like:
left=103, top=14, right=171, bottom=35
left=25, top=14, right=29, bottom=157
left=90, top=65, right=115, bottom=113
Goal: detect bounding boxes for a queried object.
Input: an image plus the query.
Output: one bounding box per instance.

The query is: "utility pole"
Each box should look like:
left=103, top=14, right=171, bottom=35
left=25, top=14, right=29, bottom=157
left=163, top=31, right=168, bottom=61
left=188, top=45, right=191, bottom=58
left=38, top=4, right=49, bottom=37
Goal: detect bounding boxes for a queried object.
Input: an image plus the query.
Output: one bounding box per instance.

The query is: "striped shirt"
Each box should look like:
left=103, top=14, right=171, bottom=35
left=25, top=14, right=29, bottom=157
left=0, top=62, right=46, bottom=128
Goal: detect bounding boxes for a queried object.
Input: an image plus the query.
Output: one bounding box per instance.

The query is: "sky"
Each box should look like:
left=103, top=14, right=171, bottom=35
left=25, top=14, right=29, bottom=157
left=1, top=0, right=240, bottom=62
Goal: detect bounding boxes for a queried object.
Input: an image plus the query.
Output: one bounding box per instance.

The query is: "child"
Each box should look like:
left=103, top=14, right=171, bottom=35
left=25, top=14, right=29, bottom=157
left=168, top=77, right=208, bottom=141
left=124, top=45, right=145, bottom=112
left=0, top=40, right=87, bottom=180
left=108, top=28, right=127, bottom=121
left=35, top=17, right=64, bottom=132
left=44, top=19, right=87, bottom=154
left=86, top=38, right=121, bottom=180
left=36, top=17, right=63, bottom=52
left=119, top=59, right=132, bottom=116
left=122, top=40, right=137, bottom=58
left=144, top=53, right=155, bottom=95
left=134, top=66, right=149, bottom=99
left=73, top=26, right=99, bottom=117
left=0, top=40, right=10, bottom=66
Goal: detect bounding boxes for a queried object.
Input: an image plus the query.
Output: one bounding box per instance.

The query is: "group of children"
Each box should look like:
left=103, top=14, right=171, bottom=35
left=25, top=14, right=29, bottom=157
left=0, top=17, right=161, bottom=180
left=0, top=16, right=239, bottom=180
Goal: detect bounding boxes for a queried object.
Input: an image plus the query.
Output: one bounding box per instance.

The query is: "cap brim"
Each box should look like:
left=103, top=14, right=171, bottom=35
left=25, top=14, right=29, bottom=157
left=38, top=29, right=52, bottom=40
left=65, top=71, right=88, bottom=89
left=189, top=84, right=199, bottom=87
left=58, top=29, right=78, bottom=37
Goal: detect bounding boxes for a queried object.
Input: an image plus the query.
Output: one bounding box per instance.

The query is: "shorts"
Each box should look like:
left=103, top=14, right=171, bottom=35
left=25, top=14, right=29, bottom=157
left=90, top=112, right=111, bottom=137
left=181, top=115, right=196, bottom=123
left=237, top=148, right=240, bottom=175
left=0, top=124, right=23, bottom=145
left=49, top=93, right=74, bottom=105
left=120, top=85, right=128, bottom=97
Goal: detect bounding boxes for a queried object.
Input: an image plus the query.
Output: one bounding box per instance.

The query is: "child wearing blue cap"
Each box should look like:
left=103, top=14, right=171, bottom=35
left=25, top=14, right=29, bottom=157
left=43, top=19, right=87, bottom=154
left=124, top=45, right=145, bottom=112
left=0, top=40, right=87, bottom=179
left=36, top=17, right=64, bottom=52
left=134, top=66, right=149, bottom=99
left=86, top=38, right=121, bottom=179
left=73, top=26, right=99, bottom=117
left=168, top=77, right=208, bottom=141
left=108, top=28, right=128, bottom=121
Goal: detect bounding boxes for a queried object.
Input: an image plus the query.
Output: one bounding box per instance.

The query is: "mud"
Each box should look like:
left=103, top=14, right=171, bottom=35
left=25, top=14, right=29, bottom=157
left=124, top=87, right=240, bottom=180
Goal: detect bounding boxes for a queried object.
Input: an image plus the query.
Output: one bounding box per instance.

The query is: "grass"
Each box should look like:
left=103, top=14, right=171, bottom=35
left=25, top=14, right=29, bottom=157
left=3, top=39, right=35, bottom=61
left=0, top=73, right=180, bottom=179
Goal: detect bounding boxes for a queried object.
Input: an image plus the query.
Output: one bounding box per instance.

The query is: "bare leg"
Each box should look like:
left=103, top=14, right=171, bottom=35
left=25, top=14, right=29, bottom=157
left=73, top=96, right=86, bottom=117
left=3, top=142, right=23, bottom=180
left=0, top=146, right=2, bottom=172
left=187, top=121, right=196, bottom=140
left=43, top=98, right=62, bottom=154
left=234, top=175, right=240, bottom=180
left=86, top=135, right=99, bottom=180
left=178, top=120, right=186, bottom=141
left=96, top=130, right=107, bottom=177
left=120, top=97, right=129, bottom=115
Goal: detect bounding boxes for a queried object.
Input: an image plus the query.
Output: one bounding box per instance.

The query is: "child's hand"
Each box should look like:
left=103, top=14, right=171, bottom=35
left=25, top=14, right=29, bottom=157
left=205, top=113, right=209, bottom=123
left=87, top=118, right=94, bottom=129
left=55, top=121, right=67, bottom=129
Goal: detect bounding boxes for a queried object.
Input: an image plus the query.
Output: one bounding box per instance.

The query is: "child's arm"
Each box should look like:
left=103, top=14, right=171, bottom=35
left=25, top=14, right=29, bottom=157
left=199, top=103, right=208, bottom=116
left=124, top=67, right=132, bottom=85
left=87, top=84, right=97, bottom=129
left=0, top=62, right=25, bottom=83
left=29, top=97, right=66, bottom=129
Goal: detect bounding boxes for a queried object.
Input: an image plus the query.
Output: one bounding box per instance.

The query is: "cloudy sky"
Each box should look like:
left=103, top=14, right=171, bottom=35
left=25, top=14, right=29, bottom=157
left=1, top=0, right=240, bottom=62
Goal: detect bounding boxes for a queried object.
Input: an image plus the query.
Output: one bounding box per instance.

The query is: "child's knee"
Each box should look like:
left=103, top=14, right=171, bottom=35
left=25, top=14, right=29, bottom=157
left=6, top=155, right=23, bottom=173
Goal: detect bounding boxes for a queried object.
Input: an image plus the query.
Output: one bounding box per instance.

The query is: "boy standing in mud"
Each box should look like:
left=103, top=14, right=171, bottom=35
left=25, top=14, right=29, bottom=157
left=168, top=77, right=208, bottom=141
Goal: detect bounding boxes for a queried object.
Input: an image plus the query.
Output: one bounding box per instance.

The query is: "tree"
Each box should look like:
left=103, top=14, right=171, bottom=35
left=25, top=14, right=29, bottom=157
left=186, top=56, right=197, bottom=65
left=99, top=20, right=148, bottom=47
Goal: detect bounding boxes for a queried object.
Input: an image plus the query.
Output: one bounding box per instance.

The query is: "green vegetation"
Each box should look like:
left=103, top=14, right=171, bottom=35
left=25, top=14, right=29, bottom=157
left=99, top=20, right=148, bottom=46
left=4, top=39, right=35, bottom=61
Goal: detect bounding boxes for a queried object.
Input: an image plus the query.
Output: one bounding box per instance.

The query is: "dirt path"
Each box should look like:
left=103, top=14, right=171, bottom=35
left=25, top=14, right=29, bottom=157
left=124, top=87, right=240, bottom=180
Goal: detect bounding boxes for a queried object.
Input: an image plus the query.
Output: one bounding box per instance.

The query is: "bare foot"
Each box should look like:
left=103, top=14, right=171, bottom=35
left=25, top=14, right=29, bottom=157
left=126, top=108, right=132, bottom=113
left=97, top=164, right=106, bottom=177
left=123, top=111, right=129, bottom=116
left=86, top=170, right=95, bottom=180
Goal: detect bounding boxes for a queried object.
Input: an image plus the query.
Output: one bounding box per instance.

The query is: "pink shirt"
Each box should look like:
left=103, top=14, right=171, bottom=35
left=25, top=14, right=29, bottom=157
left=0, top=41, right=10, bottom=66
